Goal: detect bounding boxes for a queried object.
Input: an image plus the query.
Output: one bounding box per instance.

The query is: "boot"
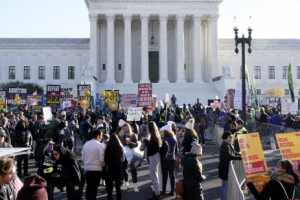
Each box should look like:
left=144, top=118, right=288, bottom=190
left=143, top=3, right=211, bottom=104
left=121, top=182, right=129, bottom=190
left=133, top=183, right=139, bottom=192
left=148, top=195, right=160, bottom=200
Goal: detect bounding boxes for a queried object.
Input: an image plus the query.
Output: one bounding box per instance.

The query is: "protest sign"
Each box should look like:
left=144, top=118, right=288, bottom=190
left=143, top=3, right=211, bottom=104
left=122, top=94, right=137, bottom=110
left=46, top=85, right=60, bottom=105
left=281, top=98, right=298, bottom=115
left=7, top=88, right=27, bottom=106
left=8, top=105, right=20, bottom=114
left=105, top=90, right=120, bottom=103
left=43, top=107, right=52, bottom=125
left=276, top=132, right=300, bottom=171
left=77, top=85, right=91, bottom=104
left=27, top=93, right=44, bottom=113
left=234, top=88, right=242, bottom=109
left=238, top=132, right=268, bottom=177
left=0, top=91, right=6, bottom=110
left=138, top=83, right=152, bottom=107
left=127, top=107, right=143, bottom=121
left=152, top=94, right=157, bottom=107
left=60, top=87, right=74, bottom=108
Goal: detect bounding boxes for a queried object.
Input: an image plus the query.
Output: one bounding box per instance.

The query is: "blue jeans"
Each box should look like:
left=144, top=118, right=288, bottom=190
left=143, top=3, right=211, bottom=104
left=221, top=180, right=228, bottom=200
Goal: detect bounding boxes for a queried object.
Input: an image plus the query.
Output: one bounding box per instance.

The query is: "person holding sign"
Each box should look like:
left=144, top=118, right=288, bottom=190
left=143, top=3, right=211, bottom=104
left=246, top=159, right=299, bottom=200
left=218, top=131, right=242, bottom=200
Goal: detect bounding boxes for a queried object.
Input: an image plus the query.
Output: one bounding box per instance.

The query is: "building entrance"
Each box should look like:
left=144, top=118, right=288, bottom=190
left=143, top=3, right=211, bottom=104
left=149, top=51, right=159, bottom=83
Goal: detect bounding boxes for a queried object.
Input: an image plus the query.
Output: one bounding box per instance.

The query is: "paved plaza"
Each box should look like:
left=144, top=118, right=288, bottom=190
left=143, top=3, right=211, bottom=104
left=23, top=137, right=281, bottom=200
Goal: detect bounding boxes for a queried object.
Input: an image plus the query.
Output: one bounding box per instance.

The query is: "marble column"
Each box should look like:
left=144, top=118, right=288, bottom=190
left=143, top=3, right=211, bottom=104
left=159, top=14, right=169, bottom=83
left=203, top=20, right=209, bottom=82
left=140, top=14, right=150, bottom=83
left=89, top=13, right=98, bottom=81
left=193, top=15, right=203, bottom=83
left=176, top=14, right=186, bottom=83
left=123, top=14, right=133, bottom=83
left=210, top=15, right=219, bottom=81
left=106, top=13, right=115, bottom=83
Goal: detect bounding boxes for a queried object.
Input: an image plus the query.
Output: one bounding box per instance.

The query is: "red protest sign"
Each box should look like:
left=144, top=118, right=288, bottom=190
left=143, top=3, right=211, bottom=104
left=138, top=83, right=152, bottom=107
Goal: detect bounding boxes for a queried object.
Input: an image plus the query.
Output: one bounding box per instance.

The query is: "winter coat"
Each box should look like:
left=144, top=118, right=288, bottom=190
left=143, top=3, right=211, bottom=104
left=138, top=123, right=148, bottom=140
left=247, top=172, right=296, bottom=200
left=181, top=154, right=205, bottom=200
left=0, top=183, right=16, bottom=200
left=218, top=140, right=242, bottom=180
left=181, top=132, right=198, bottom=155
left=143, top=137, right=160, bottom=157
left=37, top=141, right=56, bottom=180
left=269, top=115, right=282, bottom=126
left=34, top=121, right=45, bottom=140
left=13, top=124, right=32, bottom=148
left=16, top=175, right=47, bottom=200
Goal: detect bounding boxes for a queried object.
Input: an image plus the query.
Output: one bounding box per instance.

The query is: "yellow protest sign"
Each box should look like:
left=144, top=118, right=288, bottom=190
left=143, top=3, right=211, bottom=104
left=276, top=132, right=300, bottom=171
left=105, top=90, right=119, bottom=102
left=238, top=132, right=268, bottom=177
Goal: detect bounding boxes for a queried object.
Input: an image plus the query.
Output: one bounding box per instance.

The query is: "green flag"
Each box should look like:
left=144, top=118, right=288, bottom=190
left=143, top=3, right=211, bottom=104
left=287, top=63, right=295, bottom=103
left=245, top=65, right=251, bottom=104
left=252, top=73, right=259, bottom=110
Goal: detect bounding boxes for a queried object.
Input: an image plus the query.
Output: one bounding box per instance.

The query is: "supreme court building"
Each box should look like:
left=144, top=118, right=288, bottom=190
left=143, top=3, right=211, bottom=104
left=0, top=0, right=300, bottom=105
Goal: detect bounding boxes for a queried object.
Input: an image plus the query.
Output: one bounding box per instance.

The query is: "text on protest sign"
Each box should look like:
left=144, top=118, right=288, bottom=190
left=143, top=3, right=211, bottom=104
left=7, top=88, right=27, bottom=106
left=276, top=132, right=300, bottom=171
left=138, top=83, right=152, bottom=107
left=46, top=85, right=60, bottom=105
left=281, top=98, right=298, bottom=115
left=127, top=107, right=143, bottom=121
left=237, top=133, right=268, bottom=177
left=77, top=85, right=91, bottom=104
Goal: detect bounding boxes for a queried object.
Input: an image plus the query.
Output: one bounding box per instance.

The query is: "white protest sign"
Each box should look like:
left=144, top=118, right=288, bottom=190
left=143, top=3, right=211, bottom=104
left=234, top=89, right=242, bottom=109
left=63, top=101, right=71, bottom=108
left=43, top=107, right=53, bottom=125
left=127, top=107, right=143, bottom=121
left=165, top=93, right=170, bottom=103
left=282, top=98, right=298, bottom=115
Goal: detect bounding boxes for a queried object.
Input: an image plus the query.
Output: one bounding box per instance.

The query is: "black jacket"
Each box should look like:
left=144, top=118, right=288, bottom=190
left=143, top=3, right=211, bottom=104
left=181, top=154, right=205, bottom=200
left=182, top=132, right=198, bottom=155
left=247, top=172, right=296, bottom=200
left=218, top=140, right=242, bottom=180
left=0, top=184, right=16, bottom=200
left=34, top=121, right=45, bottom=140
left=37, top=140, right=56, bottom=179
left=143, top=137, right=160, bottom=157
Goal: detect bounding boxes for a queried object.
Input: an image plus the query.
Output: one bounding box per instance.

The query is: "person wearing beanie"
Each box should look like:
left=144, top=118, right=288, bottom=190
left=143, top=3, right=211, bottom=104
left=232, top=119, right=248, bottom=152
left=182, top=118, right=200, bottom=155
left=0, top=128, right=12, bottom=148
left=16, top=175, right=47, bottom=200
left=218, top=131, right=242, bottom=200
left=181, top=141, right=205, bottom=200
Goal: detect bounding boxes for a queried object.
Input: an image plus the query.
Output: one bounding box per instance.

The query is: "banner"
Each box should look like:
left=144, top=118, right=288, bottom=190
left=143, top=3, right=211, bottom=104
left=77, top=85, right=91, bottom=105
left=60, top=87, right=74, bottom=108
left=8, top=105, right=20, bottom=114
left=0, top=91, right=6, bottom=110
left=276, top=132, right=300, bottom=171
left=127, top=107, right=143, bottom=121
left=122, top=94, right=137, bottom=110
left=43, top=107, right=52, bottom=125
left=287, top=64, right=295, bottom=103
left=238, top=132, right=268, bottom=177
left=46, top=85, right=60, bottom=105
left=281, top=98, right=298, bottom=115
left=7, top=88, right=27, bottom=107
left=245, top=65, right=251, bottom=104
left=105, top=90, right=119, bottom=103
left=27, top=93, right=44, bottom=113
left=234, top=88, right=242, bottom=109
left=138, top=83, right=152, bottom=107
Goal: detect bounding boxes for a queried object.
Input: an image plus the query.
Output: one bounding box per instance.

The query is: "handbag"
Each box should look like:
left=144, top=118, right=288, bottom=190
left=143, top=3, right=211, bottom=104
left=174, top=179, right=184, bottom=199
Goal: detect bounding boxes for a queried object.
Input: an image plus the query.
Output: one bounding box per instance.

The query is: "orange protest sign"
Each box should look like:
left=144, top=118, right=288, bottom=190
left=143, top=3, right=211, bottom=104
left=237, top=132, right=268, bottom=177
left=247, top=174, right=270, bottom=194
left=275, top=132, right=300, bottom=171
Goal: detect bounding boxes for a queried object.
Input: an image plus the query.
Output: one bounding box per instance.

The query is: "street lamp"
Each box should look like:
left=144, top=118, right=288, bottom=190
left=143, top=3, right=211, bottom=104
left=233, top=16, right=252, bottom=121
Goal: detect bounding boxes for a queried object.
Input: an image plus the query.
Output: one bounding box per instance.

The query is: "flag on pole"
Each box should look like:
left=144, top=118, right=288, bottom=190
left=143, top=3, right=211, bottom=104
left=287, top=63, right=295, bottom=103
left=245, top=65, right=251, bottom=104
left=252, top=73, right=259, bottom=110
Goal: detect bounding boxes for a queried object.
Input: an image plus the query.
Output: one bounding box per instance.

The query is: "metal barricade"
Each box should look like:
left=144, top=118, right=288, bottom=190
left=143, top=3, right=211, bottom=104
left=206, top=121, right=215, bottom=139
left=214, top=124, right=224, bottom=145
left=259, top=123, right=284, bottom=144
left=215, top=122, right=227, bottom=129
left=245, top=121, right=260, bottom=133
left=227, top=160, right=245, bottom=200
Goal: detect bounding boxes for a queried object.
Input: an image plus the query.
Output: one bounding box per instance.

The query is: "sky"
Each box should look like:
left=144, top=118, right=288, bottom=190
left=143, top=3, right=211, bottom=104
left=0, top=0, right=299, bottom=39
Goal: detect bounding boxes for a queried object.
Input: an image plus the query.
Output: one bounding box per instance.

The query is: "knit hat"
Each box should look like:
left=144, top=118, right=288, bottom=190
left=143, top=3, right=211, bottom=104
left=0, top=127, right=6, bottom=137
left=189, top=141, right=202, bottom=155
left=61, top=111, right=66, bottom=116
left=185, top=118, right=194, bottom=130
left=161, top=125, right=172, bottom=132
left=118, top=119, right=126, bottom=127
left=222, top=131, right=232, bottom=140
left=16, top=175, right=47, bottom=200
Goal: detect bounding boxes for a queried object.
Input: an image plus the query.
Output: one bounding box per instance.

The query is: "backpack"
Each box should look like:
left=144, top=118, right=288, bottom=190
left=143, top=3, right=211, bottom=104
left=79, top=120, right=87, bottom=135
left=160, top=139, right=170, bottom=159
left=199, top=114, right=207, bottom=128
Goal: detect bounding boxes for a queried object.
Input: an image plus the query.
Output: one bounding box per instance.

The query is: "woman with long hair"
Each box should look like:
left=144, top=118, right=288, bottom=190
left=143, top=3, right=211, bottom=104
left=52, top=145, right=85, bottom=200
left=182, top=118, right=199, bottom=155
left=104, top=133, right=125, bottom=200
left=142, top=121, right=162, bottom=200
left=246, top=159, right=299, bottom=200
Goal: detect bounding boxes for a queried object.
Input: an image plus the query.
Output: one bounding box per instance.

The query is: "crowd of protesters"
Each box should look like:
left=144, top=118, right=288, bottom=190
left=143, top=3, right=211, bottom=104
left=0, top=95, right=300, bottom=200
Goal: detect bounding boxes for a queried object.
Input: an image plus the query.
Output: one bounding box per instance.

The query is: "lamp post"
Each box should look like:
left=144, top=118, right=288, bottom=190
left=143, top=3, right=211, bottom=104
left=233, top=16, right=252, bottom=121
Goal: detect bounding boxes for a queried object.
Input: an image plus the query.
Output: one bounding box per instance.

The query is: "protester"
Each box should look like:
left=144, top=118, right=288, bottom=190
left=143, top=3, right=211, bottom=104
left=138, top=117, right=148, bottom=140
left=37, top=139, right=56, bottom=200
left=218, top=131, right=242, bottom=200
left=34, top=115, right=45, bottom=166
left=181, top=141, right=205, bottom=200
left=160, top=125, right=178, bottom=196
left=16, top=175, right=47, bottom=200
left=96, top=116, right=110, bottom=135
left=0, top=117, right=11, bottom=145
left=14, top=119, right=32, bottom=177
left=0, top=127, right=12, bottom=148
left=53, top=145, right=85, bottom=200
left=81, top=129, right=104, bottom=200
left=104, top=133, right=125, bottom=200
left=142, top=121, right=162, bottom=200
left=79, top=115, right=94, bottom=145
left=182, top=118, right=199, bottom=154
left=246, top=159, right=299, bottom=200
left=66, top=115, right=77, bottom=151
left=0, top=157, right=17, bottom=200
